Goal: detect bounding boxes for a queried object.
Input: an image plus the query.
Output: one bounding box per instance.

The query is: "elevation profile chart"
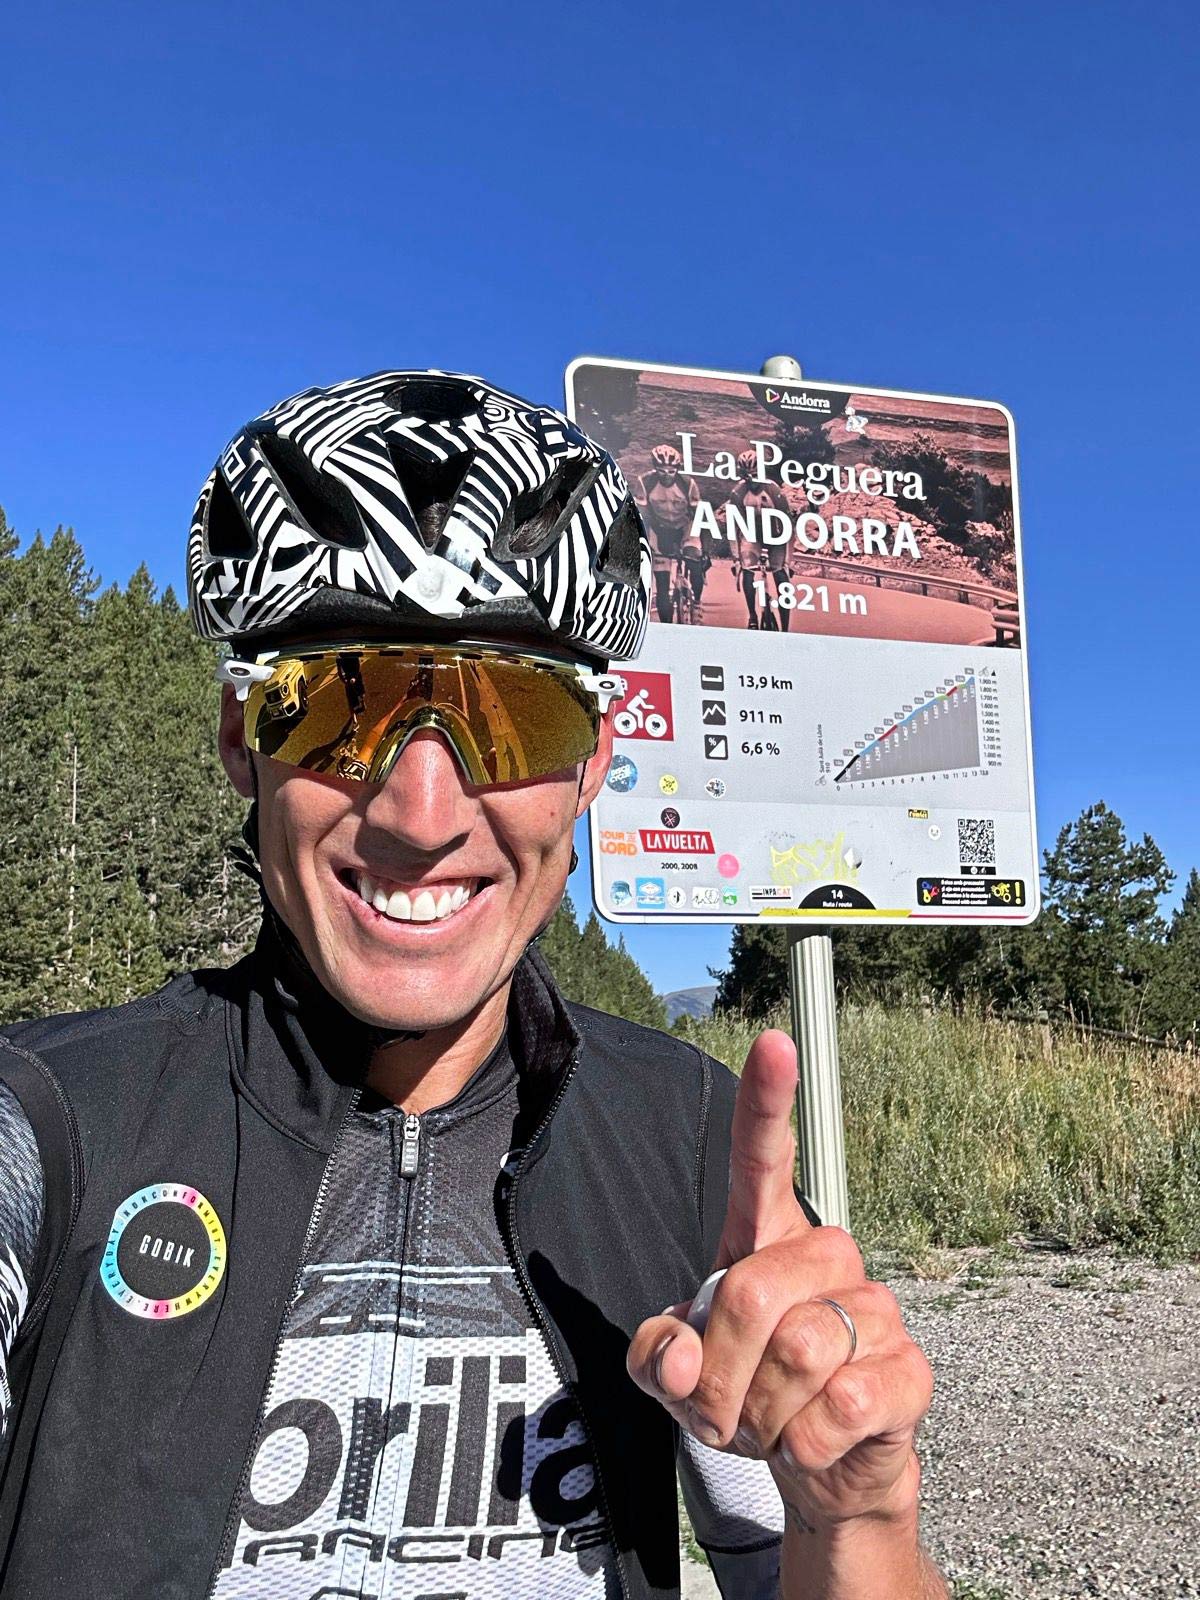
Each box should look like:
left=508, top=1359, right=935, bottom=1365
left=834, top=669, right=997, bottom=785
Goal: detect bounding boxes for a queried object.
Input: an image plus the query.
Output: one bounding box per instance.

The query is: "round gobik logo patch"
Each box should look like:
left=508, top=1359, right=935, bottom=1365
left=101, top=1183, right=226, bottom=1320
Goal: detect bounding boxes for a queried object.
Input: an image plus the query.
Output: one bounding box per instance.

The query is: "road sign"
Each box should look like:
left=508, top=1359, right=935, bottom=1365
left=566, top=357, right=1039, bottom=926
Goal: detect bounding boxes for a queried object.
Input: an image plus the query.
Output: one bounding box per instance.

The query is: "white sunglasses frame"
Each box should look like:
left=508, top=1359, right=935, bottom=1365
left=215, top=645, right=626, bottom=713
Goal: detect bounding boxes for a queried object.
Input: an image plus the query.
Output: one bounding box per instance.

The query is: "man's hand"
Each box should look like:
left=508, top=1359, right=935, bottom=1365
left=626, top=1029, right=934, bottom=1535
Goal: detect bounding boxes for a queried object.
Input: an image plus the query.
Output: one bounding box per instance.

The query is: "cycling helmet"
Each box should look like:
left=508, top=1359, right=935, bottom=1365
left=187, top=370, right=651, bottom=664
left=737, top=449, right=759, bottom=479
left=650, top=444, right=682, bottom=470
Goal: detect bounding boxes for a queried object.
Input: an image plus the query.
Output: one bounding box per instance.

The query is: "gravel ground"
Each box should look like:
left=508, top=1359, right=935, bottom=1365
left=680, top=1247, right=1200, bottom=1598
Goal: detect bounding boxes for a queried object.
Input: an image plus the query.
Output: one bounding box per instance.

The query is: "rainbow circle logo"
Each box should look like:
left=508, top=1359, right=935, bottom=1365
left=100, top=1183, right=226, bottom=1321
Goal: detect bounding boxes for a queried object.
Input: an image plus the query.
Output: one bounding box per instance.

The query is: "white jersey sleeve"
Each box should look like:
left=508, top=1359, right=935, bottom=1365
left=0, top=1078, right=45, bottom=1445
left=678, top=1426, right=784, bottom=1598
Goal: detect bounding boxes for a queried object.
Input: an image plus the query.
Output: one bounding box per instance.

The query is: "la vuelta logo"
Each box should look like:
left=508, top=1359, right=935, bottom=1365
left=639, top=829, right=714, bottom=855
left=613, top=674, right=674, bottom=741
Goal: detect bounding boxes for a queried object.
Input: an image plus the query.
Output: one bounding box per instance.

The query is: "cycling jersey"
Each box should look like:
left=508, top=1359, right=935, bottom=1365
left=0, top=915, right=814, bottom=1599
left=637, top=472, right=701, bottom=565
left=729, top=482, right=791, bottom=570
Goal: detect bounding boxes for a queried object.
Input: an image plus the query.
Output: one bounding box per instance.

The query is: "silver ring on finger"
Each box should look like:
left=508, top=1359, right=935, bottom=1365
left=815, top=1296, right=858, bottom=1363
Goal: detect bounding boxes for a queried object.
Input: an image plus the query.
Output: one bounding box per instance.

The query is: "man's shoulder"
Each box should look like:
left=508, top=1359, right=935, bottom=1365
left=0, top=957, right=249, bottom=1075
left=561, top=999, right=740, bottom=1106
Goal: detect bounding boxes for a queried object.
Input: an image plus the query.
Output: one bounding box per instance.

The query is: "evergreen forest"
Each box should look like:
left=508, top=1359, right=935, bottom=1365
left=0, top=514, right=663, bottom=1028
left=1, top=512, right=1196, bottom=1046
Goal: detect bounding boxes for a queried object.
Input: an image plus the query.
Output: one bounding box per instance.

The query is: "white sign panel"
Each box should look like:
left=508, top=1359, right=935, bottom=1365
left=566, top=357, right=1038, bottom=926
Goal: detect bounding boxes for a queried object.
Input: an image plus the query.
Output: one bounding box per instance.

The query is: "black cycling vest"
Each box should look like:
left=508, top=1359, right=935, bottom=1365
left=0, top=921, right=781, bottom=1600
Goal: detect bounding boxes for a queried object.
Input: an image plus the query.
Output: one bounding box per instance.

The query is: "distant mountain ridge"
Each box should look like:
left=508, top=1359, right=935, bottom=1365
left=661, top=985, right=718, bottom=1023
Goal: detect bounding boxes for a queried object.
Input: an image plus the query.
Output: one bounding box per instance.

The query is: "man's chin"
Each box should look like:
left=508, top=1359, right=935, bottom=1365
left=324, top=954, right=505, bottom=1040
left=362, top=1001, right=483, bottom=1037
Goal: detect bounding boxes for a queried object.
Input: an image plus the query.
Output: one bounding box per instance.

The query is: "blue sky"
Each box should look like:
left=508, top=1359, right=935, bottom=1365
left=3, top=1, right=1196, bottom=994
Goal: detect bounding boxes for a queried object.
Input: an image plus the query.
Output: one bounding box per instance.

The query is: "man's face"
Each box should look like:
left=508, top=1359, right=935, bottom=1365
left=218, top=666, right=614, bottom=1032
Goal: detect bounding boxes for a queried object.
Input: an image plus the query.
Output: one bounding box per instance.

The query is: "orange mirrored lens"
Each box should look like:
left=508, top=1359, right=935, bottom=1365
left=242, top=647, right=600, bottom=785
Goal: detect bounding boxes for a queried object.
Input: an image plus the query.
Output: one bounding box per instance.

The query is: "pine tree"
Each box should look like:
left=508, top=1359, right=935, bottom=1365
left=1142, top=867, right=1200, bottom=1044
left=611, top=934, right=668, bottom=1028
left=1039, top=802, right=1172, bottom=1029
left=712, top=923, right=789, bottom=1016
left=88, top=869, right=168, bottom=1005
left=537, top=894, right=584, bottom=994
left=902, top=923, right=1045, bottom=1013
left=0, top=516, right=259, bottom=1021
left=537, top=895, right=667, bottom=1028
left=714, top=923, right=932, bottom=1015
left=713, top=901, right=1048, bottom=1018
left=0, top=521, right=99, bottom=1021
left=78, top=565, right=258, bottom=998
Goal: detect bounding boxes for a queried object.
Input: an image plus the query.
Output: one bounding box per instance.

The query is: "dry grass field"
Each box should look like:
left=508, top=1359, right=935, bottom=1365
left=675, top=1004, right=1200, bottom=1263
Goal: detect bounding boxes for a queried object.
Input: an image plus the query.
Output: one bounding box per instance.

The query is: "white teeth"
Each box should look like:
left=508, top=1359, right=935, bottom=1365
left=411, top=890, right=437, bottom=922
left=354, top=872, right=475, bottom=923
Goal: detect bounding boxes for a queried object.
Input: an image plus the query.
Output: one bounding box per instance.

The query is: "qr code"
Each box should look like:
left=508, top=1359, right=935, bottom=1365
left=957, top=817, right=996, bottom=868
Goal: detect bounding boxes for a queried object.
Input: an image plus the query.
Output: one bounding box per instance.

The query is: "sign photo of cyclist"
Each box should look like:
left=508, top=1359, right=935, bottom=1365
left=567, top=359, right=1022, bottom=649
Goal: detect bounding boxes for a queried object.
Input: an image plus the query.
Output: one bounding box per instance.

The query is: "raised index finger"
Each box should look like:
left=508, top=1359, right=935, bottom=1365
left=721, top=1028, right=805, bottom=1261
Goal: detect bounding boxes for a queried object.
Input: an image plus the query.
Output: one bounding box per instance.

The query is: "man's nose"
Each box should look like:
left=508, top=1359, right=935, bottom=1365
left=362, top=727, right=477, bottom=852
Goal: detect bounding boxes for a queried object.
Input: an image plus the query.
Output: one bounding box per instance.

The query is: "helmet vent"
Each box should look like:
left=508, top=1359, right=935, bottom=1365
left=382, top=377, right=477, bottom=424
left=251, top=428, right=368, bottom=551
left=204, top=468, right=258, bottom=560
left=493, top=455, right=595, bottom=562
left=385, top=438, right=474, bottom=550
left=594, top=499, right=643, bottom=587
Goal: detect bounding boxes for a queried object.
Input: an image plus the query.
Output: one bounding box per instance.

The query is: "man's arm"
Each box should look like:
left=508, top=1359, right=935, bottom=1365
left=628, top=1034, right=948, bottom=1600
left=0, top=1078, right=45, bottom=1447
left=778, top=1461, right=948, bottom=1599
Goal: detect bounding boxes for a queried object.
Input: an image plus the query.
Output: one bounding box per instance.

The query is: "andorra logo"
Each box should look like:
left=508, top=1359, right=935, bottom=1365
left=760, top=386, right=832, bottom=415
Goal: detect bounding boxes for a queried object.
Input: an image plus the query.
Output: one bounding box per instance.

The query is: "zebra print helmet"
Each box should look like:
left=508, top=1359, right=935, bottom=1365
left=187, top=370, right=651, bottom=663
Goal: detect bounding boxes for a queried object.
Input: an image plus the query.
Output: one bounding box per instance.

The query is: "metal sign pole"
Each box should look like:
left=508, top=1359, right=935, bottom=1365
left=786, top=929, right=850, bottom=1229
left=761, top=354, right=851, bottom=1232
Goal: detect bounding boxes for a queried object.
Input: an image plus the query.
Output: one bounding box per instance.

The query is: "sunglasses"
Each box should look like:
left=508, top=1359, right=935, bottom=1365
left=217, top=642, right=626, bottom=788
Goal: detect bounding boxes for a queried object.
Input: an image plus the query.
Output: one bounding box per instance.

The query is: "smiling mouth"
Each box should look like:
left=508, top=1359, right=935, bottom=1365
left=337, top=868, right=490, bottom=925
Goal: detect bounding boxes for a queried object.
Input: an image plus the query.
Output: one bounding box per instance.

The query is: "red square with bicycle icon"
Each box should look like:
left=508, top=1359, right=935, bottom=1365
left=612, top=673, right=675, bottom=741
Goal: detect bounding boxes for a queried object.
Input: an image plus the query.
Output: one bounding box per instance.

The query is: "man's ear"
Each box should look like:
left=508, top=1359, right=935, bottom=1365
left=218, top=684, right=256, bottom=801
left=577, top=708, right=614, bottom=818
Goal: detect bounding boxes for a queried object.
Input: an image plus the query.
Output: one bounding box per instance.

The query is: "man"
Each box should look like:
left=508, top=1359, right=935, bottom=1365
left=0, top=371, right=944, bottom=1599
left=729, top=450, right=795, bottom=632
left=634, top=443, right=707, bottom=622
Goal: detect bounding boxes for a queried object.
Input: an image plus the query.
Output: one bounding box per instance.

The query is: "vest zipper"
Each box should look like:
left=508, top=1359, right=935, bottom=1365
left=501, top=1048, right=630, bottom=1600
left=204, top=1085, right=362, bottom=1598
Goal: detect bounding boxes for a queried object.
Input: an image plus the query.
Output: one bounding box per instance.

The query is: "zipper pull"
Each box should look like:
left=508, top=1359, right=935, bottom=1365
left=399, top=1111, right=421, bottom=1178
